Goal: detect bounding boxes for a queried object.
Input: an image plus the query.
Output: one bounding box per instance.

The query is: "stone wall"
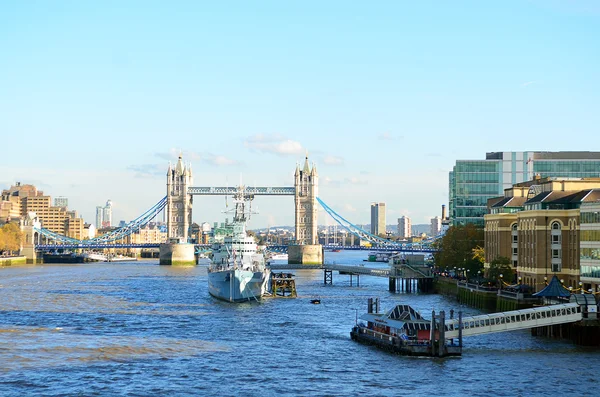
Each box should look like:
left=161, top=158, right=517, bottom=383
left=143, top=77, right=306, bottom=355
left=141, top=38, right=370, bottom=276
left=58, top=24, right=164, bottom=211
left=288, top=244, right=323, bottom=265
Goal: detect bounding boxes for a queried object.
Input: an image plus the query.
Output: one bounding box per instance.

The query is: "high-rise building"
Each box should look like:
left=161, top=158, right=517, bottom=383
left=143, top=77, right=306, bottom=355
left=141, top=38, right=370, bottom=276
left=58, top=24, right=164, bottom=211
left=96, top=200, right=113, bottom=229
left=0, top=183, right=83, bottom=238
left=397, top=216, right=411, bottom=238
left=370, top=203, right=386, bottom=236
left=54, top=196, right=68, bottom=208
left=430, top=216, right=442, bottom=237
left=95, top=206, right=103, bottom=229
left=449, top=151, right=600, bottom=226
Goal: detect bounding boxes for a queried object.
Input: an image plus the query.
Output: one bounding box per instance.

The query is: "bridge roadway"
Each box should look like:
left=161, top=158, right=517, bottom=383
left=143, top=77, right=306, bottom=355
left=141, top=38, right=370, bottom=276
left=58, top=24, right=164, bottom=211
left=36, top=244, right=437, bottom=252
left=444, top=303, right=582, bottom=339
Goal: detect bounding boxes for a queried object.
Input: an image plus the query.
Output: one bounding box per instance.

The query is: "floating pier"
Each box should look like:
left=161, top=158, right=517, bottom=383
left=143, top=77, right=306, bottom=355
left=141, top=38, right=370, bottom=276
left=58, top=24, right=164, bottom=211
left=351, top=298, right=462, bottom=357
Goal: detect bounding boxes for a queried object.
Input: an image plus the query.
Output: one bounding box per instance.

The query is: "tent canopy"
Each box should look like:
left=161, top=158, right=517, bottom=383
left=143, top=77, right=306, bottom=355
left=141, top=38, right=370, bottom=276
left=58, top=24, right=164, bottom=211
left=532, top=275, right=570, bottom=297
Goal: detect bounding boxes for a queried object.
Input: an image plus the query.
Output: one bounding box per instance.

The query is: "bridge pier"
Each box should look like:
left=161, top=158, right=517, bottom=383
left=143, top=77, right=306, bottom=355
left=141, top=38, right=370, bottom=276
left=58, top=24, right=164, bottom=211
left=159, top=242, right=196, bottom=266
left=288, top=244, right=323, bottom=265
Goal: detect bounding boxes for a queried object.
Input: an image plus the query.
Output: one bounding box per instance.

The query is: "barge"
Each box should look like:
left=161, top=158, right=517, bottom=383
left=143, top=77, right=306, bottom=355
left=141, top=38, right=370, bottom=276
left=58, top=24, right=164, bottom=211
left=351, top=298, right=462, bottom=357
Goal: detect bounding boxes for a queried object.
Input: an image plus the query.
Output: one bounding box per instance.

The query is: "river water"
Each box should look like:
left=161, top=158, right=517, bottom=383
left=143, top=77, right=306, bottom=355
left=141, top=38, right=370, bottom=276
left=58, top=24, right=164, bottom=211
left=1, top=251, right=599, bottom=396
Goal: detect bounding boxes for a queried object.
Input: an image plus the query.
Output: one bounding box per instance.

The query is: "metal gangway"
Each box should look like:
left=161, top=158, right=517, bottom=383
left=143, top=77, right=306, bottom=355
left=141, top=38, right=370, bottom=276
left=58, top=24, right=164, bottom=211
left=444, top=303, right=582, bottom=339
left=324, top=264, right=390, bottom=277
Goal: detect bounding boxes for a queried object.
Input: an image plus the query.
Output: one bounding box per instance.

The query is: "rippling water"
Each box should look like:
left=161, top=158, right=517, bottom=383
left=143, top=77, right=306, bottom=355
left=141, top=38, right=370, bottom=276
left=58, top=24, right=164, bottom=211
left=1, top=251, right=599, bottom=396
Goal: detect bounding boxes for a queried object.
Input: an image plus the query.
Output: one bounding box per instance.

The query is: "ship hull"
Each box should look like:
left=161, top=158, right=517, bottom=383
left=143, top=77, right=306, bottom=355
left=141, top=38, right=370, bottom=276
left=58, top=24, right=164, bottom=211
left=208, top=269, right=270, bottom=302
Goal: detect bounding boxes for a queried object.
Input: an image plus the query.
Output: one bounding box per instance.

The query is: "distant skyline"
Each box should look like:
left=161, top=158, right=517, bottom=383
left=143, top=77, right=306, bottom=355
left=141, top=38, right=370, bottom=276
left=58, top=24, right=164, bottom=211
left=1, top=1, right=599, bottom=228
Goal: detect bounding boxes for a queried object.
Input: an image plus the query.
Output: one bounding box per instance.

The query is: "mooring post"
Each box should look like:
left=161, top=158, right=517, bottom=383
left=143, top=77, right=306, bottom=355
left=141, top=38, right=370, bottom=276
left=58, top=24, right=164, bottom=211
left=430, top=310, right=436, bottom=354
left=389, top=277, right=396, bottom=292
left=439, top=310, right=446, bottom=357
left=458, top=311, right=463, bottom=349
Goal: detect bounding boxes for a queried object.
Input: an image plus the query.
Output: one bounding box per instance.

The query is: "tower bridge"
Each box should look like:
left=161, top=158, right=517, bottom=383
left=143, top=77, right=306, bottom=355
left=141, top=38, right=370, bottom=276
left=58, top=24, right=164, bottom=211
left=162, top=154, right=320, bottom=265
left=22, top=155, right=441, bottom=264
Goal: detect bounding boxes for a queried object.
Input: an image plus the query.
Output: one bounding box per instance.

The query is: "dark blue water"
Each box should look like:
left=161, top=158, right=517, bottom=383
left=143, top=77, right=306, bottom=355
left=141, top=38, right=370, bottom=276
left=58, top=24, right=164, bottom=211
left=1, top=251, right=599, bottom=396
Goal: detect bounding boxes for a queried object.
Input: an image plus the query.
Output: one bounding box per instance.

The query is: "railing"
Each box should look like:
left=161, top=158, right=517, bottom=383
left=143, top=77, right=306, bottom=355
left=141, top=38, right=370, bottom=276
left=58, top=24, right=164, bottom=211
left=457, top=281, right=498, bottom=292
left=324, top=264, right=390, bottom=277
left=445, top=303, right=582, bottom=339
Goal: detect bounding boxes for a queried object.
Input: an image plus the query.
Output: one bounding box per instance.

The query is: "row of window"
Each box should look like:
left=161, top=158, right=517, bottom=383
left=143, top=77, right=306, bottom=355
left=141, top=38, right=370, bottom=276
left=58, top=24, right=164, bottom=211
left=580, top=230, right=600, bottom=241
left=580, top=265, right=600, bottom=279
left=533, top=161, right=600, bottom=173
left=454, top=183, right=501, bottom=195
left=453, top=172, right=500, bottom=183
left=581, top=248, right=600, bottom=260
left=581, top=212, right=600, bottom=224
left=454, top=162, right=500, bottom=173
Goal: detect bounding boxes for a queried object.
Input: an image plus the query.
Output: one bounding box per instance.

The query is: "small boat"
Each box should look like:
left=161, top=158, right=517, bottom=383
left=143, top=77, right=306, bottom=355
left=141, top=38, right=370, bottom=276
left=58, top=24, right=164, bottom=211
left=310, top=298, right=321, bottom=304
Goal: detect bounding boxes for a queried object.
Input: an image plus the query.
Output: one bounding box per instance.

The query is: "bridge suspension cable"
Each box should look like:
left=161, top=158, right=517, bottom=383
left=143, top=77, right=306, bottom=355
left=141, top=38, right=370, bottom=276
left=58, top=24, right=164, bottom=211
left=316, top=197, right=441, bottom=250
left=35, top=196, right=168, bottom=245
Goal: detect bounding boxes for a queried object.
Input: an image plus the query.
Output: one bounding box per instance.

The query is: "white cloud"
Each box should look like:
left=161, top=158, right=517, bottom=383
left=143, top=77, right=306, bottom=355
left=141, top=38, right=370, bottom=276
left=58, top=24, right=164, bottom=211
left=522, top=81, right=536, bottom=87
left=244, top=134, right=304, bottom=156
left=321, top=177, right=341, bottom=187
left=344, top=177, right=368, bottom=185
left=203, top=154, right=239, bottom=166
left=323, top=155, right=344, bottom=165
left=127, top=164, right=164, bottom=178
left=378, top=132, right=393, bottom=140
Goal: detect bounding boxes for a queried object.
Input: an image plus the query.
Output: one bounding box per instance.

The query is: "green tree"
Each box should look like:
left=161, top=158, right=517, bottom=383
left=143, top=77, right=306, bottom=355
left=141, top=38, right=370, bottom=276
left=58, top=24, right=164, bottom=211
left=487, top=256, right=514, bottom=285
left=433, top=224, right=484, bottom=275
left=0, top=222, right=22, bottom=255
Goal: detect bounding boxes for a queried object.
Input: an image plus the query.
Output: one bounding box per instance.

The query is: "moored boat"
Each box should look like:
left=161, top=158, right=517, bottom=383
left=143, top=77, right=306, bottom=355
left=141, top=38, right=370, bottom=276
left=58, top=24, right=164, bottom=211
left=207, top=188, right=271, bottom=302
left=351, top=298, right=462, bottom=357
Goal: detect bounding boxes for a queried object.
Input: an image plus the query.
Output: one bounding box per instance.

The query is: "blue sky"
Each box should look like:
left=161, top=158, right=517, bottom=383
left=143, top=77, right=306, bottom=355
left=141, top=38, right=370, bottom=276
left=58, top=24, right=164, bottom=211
left=1, top=1, right=599, bottom=229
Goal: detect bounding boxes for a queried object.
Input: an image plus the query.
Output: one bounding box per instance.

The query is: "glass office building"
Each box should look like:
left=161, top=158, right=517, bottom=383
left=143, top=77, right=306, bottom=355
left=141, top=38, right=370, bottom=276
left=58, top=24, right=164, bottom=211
left=580, top=202, right=600, bottom=293
left=449, top=152, right=600, bottom=226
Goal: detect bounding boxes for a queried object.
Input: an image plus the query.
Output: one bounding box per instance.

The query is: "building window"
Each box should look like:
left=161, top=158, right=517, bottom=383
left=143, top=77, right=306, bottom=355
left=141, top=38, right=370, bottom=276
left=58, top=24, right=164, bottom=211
left=552, top=249, right=560, bottom=259
left=552, top=235, right=560, bottom=244
left=513, top=247, right=518, bottom=255
left=552, top=263, right=562, bottom=272
left=552, top=222, right=561, bottom=230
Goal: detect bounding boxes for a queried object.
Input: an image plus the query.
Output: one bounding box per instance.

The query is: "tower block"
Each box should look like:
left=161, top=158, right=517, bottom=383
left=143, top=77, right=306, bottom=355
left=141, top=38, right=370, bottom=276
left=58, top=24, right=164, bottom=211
left=161, top=155, right=196, bottom=265
left=289, top=155, right=323, bottom=265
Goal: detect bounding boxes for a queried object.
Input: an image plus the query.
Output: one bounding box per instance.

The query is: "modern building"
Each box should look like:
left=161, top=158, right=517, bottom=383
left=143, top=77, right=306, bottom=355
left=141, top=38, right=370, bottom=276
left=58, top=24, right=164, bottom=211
left=397, top=216, right=411, bottom=238
left=96, top=200, right=113, bottom=229
left=484, top=176, right=600, bottom=291
left=580, top=202, right=600, bottom=293
left=1, top=183, right=84, bottom=238
left=54, top=196, right=68, bottom=208
left=370, top=203, right=386, bottom=236
left=450, top=151, right=600, bottom=226
left=430, top=216, right=442, bottom=237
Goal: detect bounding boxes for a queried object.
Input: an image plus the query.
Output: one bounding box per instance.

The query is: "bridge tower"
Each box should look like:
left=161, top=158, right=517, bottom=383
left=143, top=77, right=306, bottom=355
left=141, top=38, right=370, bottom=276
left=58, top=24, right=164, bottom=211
left=166, top=155, right=193, bottom=242
left=161, top=155, right=196, bottom=266
left=289, top=155, right=323, bottom=264
left=294, top=155, right=318, bottom=244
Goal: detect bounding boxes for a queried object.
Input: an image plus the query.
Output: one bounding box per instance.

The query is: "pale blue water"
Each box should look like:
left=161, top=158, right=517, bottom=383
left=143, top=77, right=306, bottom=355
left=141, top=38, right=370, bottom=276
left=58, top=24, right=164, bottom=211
left=1, top=251, right=599, bottom=396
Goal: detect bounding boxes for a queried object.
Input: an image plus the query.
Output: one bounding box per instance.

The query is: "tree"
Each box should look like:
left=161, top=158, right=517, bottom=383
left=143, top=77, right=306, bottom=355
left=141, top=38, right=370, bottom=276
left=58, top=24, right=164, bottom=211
left=0, top=222, right=23, bottom=255
left=433, top=224, right=484, bottom=275
left=487, top=256, right=514, bottom=285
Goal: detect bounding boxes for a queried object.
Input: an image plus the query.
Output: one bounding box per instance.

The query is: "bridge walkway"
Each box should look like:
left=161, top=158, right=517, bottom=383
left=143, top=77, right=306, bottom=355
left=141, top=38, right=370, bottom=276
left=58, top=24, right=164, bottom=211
left=444, top=303, right=582, bottom=339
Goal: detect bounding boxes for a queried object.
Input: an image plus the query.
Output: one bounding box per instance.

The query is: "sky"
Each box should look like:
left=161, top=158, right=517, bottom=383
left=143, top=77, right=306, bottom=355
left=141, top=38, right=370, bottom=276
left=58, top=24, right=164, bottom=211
left=1, top=1, right=599, bottom=229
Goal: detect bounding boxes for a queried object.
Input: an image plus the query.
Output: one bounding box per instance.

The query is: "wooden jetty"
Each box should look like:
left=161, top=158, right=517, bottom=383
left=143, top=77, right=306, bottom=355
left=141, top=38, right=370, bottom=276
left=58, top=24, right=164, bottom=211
left=270, top=272, right=297, bottom=298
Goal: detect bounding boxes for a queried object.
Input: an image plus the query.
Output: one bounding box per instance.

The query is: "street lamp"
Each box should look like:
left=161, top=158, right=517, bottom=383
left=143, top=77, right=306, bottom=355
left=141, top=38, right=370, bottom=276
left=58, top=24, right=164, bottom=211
left=579, top=281, right=583, bottom=293
left=499, top=274, right=503, bottom=290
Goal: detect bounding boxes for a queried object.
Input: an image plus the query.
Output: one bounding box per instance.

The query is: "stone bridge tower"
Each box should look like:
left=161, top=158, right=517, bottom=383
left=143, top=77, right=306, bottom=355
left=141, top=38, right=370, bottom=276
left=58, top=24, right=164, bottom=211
left=290, top=155, right=322, bottom=264
left=294, top=156, right=318, bottom=244
left=166, top=155, right=193, bottom=242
